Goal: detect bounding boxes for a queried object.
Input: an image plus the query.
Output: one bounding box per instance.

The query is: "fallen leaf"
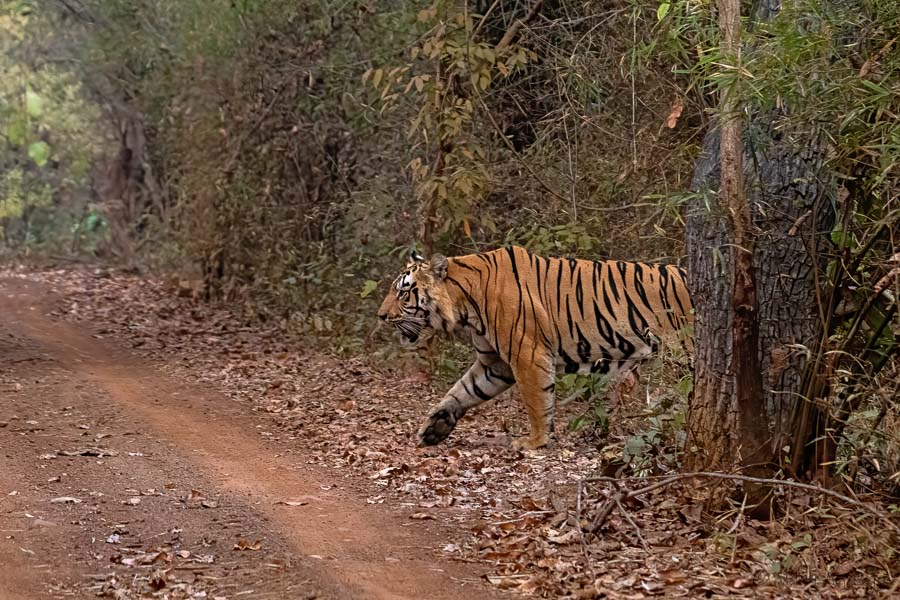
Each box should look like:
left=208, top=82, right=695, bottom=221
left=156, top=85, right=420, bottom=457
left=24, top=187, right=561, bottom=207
left=50, top=496, right=81, bottom=504
left=659, top=569, right=687, bottom=585
left=833, top=562, right=855, bottom=576
left=400, top=370, right=430, bottom=384
left=666, top=95, right=683, bottom=129
left=410, top=512, right=435, bottom=520
left=275, top=500, right=308, bottom=507
left=547, top=529, right=580, bottom=545
left=485, top=574, right=528, bottom=589
left=31, top=519, right=56, bottom=528
left=233, top=539, right=262, bottom=551
left=123, top=497, right=141, bottom=506
left=371, top=465, right=405, bottom=479
left=149, top=568, right=169, bottom=590
left=58, top=447, right=118, bottom=457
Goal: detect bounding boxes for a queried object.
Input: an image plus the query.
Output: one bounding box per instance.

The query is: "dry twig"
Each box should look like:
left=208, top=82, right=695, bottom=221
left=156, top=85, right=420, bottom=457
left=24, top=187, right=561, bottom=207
left=495, top=0, right=544, bottom=53
left=585, top=471, right=900, bottom=535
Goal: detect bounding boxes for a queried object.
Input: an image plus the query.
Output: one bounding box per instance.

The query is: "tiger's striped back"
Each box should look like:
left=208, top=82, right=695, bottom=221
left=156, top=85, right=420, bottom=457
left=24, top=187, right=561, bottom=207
left=446, top=246, right=692, bottom=374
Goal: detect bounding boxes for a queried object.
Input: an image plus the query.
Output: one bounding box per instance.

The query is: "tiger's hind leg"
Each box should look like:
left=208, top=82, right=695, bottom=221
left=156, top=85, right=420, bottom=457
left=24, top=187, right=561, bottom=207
left=417, top=353, right=515, bottom=446
left=607, top=362, right=641, bottom=408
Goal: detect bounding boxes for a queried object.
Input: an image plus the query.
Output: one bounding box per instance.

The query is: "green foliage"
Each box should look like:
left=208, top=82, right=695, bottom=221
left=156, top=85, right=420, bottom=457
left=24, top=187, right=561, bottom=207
left=0, top=1, right=106, bottom=252
left=26, top=140, right=49, bottom=166
left=359, top=280, right=379, bottom=299
left=505, top=222, right=598, bottom=257
left=364, top=1, right=536, bottom=245
left=561, top=372, right=611, bottom=435
left=0, top=167, right=51, bottom=220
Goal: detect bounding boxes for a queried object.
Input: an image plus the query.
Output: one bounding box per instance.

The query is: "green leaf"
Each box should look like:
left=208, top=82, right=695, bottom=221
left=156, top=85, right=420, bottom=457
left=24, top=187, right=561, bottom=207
left=6, top=116, right=27, bottom=146
left=25, top=89, right=43, bottom=118
left=791, top=533, right=812, bottom=550
left=84, top=212, right=102, bottom=230
left=675, top=375, right=693, bottom=397
left=657, top=2, right=670, bottom=21
left=360, top=279, right=378, bottom=298
left=28, top=141, right=51, bottom=167
left=625, top=435, right=646, bottom=459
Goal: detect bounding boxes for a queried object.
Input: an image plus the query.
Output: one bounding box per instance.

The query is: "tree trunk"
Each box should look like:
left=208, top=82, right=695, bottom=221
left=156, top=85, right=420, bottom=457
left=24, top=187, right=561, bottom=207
left=749, top=124, right=834, bottom=475
left=685, top=0, right=836, bottom=485
left=684, top=0, right=770, bottom=485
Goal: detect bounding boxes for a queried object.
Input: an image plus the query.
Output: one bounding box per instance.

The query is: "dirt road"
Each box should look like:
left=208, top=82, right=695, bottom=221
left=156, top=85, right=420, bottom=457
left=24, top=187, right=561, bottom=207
left=0, top=277, right=501, bottom=599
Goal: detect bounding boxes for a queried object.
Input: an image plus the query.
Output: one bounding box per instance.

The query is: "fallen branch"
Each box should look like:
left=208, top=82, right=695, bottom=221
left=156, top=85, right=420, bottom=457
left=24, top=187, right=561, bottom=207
left=495, top=0, right=544, bottom=52
left=584, top=471, right=900, bottom=535
left=614, top=493, right=648, bottom=550
left=588, top=491, right=621, bottom=534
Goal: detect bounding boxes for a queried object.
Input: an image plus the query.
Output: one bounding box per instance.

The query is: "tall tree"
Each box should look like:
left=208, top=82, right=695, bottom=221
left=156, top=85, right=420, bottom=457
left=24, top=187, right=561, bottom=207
left=684, top=0, right=898, bottom=488
left=684, top=0, right=772, bottom=484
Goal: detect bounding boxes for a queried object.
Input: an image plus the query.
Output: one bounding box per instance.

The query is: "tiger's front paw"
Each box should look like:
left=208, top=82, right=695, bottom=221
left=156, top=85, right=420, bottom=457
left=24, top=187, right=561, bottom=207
left=511, top=434, right=550, bottom=451
left=416, top=408, right=458, bottom=446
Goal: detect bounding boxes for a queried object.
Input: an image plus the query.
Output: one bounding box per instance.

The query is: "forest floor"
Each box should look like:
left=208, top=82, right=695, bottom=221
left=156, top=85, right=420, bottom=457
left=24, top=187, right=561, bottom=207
left=1, top=265, right=896, bottom=600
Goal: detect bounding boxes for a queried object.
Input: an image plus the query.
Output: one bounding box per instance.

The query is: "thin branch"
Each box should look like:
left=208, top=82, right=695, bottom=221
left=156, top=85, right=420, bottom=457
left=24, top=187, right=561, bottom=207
left=472, top=0, right=501, bottom=39
left=587, top=490, right=621, bottom=533
left=585, top=472, right=900, bottom=534
left=495, top=0, right=544, bottom=52
left=613, top=494, right=648, bottom=550
left=575, top=480, right=596, bottom=578
left=473, top=95, right=569, bottom=204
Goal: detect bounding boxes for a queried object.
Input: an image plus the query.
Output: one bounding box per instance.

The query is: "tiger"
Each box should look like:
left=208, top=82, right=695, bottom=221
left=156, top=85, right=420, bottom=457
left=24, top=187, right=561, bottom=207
left=377, top=245, right=693, bottom=450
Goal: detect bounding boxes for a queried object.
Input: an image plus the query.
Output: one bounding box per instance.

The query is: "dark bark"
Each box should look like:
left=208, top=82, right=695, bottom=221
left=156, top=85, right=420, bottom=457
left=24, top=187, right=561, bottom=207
left=102, top=114, right=161, bottom=264
left=747, top=124, right=834, bottom=461
left=686, top=117, right=835, bottom=466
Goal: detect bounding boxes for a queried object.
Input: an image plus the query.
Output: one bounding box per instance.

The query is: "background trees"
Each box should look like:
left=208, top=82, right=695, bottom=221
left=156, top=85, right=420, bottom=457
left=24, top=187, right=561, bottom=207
left=0, top=4, right=106, bottom=251
left=1, top=0, right=897, bottom=494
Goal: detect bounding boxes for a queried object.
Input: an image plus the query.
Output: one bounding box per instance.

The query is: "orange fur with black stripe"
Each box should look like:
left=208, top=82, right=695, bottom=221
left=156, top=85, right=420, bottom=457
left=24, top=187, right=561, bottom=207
left=377, top=246, right=693, bottom=450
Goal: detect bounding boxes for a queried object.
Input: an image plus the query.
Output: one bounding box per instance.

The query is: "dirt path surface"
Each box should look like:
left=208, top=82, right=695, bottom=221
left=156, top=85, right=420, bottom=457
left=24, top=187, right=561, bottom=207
left=3, top=267, right=895, bottom=600
left=0, top=277, right=502, bottom=600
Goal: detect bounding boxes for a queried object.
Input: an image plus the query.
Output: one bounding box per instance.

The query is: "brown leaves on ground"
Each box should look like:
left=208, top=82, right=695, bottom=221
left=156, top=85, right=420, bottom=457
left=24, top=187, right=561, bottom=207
left=233, top=539, right=263, bottom=551
left=666, top=95, right=683, bottom=129
left=13, top=265, right=898, bottom=600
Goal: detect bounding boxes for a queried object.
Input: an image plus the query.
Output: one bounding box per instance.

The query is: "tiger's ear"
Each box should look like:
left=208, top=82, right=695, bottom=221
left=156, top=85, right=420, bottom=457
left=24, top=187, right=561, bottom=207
left=430, top=254, right=448, bottom=280
left=410, top=250, right=425, bottom=263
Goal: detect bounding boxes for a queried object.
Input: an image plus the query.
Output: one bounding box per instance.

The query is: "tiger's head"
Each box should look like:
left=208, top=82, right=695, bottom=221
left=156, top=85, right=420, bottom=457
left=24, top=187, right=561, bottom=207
left=377, top=250, right=450, bottom=345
